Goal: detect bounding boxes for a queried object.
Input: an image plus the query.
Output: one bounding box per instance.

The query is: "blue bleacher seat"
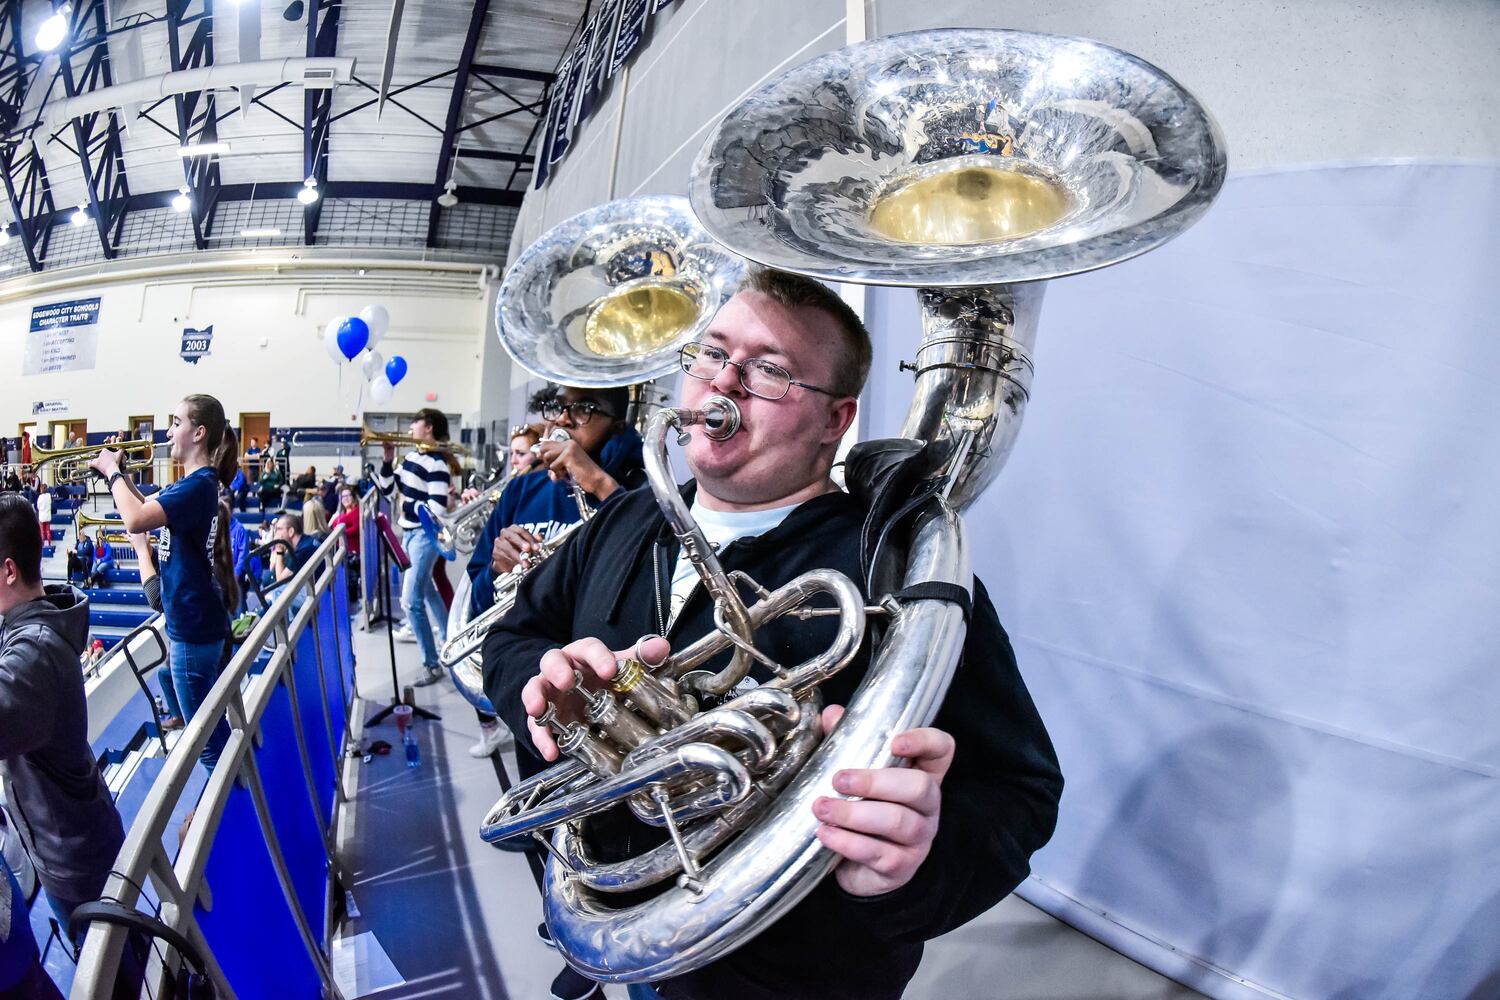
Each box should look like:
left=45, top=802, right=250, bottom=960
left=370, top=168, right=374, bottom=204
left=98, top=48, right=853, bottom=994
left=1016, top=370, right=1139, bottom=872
left=83, top=587, right=149, bottom=606
left=90, top=608, right=154, bottom=629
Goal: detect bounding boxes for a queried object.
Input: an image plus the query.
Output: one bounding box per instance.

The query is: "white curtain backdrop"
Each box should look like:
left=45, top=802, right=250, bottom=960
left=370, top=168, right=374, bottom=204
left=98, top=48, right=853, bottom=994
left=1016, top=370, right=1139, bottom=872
left=861, top=162, right=1500, bottom=1000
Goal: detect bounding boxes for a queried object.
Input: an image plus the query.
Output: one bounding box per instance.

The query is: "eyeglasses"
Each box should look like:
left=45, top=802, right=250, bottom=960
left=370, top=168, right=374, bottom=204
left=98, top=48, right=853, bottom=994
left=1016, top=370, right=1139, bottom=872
left=679, top=342, right=839, bottom=400
left=540, top=400, right=614, bottom=425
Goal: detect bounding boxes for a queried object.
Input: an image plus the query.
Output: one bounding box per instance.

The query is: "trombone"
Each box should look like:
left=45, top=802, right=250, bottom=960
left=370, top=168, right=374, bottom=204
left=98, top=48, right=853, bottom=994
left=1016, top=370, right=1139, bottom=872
left=32, top=439, right=155, bottom=484
left=359, top=428, right=471, bottom=457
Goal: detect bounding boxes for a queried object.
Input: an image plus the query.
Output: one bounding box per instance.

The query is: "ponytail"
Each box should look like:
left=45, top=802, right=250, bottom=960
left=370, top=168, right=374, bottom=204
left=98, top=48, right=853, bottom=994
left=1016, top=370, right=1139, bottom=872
left=214, top=426, right=239, bottom=488
left=212, top=498, right=239, bottom=614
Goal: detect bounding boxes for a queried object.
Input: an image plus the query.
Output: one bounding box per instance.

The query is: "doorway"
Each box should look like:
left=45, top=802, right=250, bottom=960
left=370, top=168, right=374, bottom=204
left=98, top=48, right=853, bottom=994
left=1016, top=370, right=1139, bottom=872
left=16, top=422, right=39, bottom=468
left=239, top=412, right=270, bottom=482
left=128, top=414, right=155, bottom=485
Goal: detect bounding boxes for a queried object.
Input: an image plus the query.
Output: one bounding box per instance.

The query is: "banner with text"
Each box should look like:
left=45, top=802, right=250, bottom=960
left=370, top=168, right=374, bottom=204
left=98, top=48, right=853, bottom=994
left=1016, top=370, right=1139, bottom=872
left=23, top=297, right=101, bottom=376
left=181, top=325, right=213, bottom=364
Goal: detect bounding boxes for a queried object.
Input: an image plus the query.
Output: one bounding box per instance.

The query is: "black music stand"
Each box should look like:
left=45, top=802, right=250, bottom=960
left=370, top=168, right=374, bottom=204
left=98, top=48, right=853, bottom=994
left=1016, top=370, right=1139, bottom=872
left=366, top=511, right=440, bottom=726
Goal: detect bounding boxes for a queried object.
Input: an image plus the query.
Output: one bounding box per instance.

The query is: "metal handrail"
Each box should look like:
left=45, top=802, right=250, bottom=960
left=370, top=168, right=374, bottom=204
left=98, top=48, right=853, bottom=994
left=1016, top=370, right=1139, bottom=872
left=358, top=486, right=381, bottom=631
left=70, top=529, right=356, bottom=999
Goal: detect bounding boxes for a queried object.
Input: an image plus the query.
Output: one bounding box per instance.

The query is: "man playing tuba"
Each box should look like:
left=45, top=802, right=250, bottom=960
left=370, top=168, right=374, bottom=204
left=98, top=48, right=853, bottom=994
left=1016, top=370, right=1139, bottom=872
left=483, top=268, right=1062, bottom=1000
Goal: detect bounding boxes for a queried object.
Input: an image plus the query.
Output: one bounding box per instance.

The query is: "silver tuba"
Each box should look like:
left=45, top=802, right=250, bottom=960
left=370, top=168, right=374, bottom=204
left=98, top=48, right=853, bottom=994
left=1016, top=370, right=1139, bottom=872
left=481, top=28, right=1225, bottom=982
left=441, top=195, right=747, bottom=713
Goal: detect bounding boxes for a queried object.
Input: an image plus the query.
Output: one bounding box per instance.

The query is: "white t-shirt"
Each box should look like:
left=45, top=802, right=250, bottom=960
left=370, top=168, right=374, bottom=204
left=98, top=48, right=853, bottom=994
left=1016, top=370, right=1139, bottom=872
left=668, top=498, right=801, bottom=629
left=36, top=491, right=51, bottom=522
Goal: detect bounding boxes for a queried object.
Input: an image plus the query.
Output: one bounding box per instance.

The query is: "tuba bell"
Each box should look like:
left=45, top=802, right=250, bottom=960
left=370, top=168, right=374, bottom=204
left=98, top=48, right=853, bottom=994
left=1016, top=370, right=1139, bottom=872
left=440, top=195, right=747, bottom=714
left=478, top=28, right=1226, bottom=983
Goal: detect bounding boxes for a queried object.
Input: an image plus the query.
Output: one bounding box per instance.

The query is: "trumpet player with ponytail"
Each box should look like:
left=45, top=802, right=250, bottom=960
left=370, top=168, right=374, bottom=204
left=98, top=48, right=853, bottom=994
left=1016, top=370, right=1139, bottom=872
left=462, top=387, right=646, bottom=763
left=89, top=394, right=239, bottom=774
left=483, top=270, right=1062, bottom=1000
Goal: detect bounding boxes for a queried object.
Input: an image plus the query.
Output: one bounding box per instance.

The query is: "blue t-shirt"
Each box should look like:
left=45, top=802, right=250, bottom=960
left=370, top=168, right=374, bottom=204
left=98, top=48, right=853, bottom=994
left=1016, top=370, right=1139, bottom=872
left=157, top=467, right=229, bottom=643
left=288, top=534, right=319, bottom=574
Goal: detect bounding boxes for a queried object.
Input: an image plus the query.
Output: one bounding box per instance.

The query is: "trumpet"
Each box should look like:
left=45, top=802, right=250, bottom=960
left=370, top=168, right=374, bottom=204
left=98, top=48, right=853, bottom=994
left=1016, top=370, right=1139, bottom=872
left=75, top=510, right=131, bottom=543
left=359, top=428, right=470, bottom=457
left=33, top=439, right=155, bottom=483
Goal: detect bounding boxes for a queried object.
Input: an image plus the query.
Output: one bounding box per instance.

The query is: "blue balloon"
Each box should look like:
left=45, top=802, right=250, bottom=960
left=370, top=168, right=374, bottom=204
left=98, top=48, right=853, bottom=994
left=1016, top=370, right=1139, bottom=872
left=336, top=316, right=369, bottom=360
left=385, top=355, right=408, bottom=386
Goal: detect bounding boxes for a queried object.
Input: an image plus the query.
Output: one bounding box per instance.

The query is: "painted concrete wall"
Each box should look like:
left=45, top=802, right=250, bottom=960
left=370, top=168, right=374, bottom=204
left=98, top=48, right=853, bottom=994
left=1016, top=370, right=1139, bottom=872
left=0, top=262, right=507, bottom=464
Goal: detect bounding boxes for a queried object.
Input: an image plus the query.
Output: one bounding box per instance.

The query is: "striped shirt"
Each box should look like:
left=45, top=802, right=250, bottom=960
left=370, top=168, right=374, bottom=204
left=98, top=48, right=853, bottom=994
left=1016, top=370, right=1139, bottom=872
left=375, top=450, right=451, bottom=529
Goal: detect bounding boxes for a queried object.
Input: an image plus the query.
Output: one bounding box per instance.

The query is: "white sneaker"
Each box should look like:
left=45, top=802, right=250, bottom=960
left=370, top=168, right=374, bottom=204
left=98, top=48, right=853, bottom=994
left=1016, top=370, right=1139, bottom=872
left=393, top=623, right=416, bottom=643
left=468, top=722, right=512, bottom=758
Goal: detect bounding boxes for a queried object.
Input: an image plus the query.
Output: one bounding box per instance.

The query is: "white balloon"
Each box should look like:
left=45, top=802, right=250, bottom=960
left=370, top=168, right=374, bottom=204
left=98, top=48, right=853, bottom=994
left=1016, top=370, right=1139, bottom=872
left=360, top=304, right=390, bottom=346
left=369, top=375, right=394, bottom=404
left=359, top=350, right=385, bottom=381
left=324, top=317, right=347, bottom=364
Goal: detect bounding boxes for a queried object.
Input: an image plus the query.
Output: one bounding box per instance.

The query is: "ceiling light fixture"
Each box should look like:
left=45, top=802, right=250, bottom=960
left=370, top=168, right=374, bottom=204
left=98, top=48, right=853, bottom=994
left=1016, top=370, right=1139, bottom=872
left=436, top=178, right=458, bottom=209
left=71, top=202, right=89, bottom=226
left=179, top=142, right=231, bottom=157
left=171, top=186, right=192, bottom=212
left=240, top=227, right=282, bottom=238
left=35, top=5, right=70, bottom=52
left=296, top=177, right=320, bottom=205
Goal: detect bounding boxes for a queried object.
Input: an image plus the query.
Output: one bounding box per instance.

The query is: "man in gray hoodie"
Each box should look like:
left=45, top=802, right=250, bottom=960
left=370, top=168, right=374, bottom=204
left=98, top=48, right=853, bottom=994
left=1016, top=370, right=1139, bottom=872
left=0, top=494, right=124, bottom=948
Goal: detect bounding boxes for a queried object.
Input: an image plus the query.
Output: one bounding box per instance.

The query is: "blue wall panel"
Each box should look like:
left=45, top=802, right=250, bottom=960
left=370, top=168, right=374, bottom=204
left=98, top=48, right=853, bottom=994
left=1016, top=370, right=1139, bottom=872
left=254, top=682, right=330, bottom=941
left=196, top=784, right=321, bottom=998
left=293, top=627, right=337, bottom=824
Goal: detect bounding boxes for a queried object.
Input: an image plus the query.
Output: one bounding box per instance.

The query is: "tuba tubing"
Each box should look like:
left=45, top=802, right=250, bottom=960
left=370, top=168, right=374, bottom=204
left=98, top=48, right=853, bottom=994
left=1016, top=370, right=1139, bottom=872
left=542, top=502, right=969, bottom=981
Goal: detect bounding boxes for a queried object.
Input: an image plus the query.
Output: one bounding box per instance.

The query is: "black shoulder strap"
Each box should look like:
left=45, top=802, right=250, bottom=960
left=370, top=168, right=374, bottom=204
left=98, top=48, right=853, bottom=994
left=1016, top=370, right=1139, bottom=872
left=889, top=581, right=972, bottom=624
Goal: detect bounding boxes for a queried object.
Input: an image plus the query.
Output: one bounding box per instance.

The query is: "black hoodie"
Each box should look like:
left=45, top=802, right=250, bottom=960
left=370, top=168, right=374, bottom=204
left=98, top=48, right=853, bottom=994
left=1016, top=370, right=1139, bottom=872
left=483, top=484, right=1062, bottom=1000
left=0, top=585, right=124, bottom=902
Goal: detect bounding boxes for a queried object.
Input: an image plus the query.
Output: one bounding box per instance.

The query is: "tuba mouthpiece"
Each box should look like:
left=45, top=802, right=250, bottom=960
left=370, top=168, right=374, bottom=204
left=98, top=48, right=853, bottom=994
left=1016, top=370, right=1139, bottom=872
left=699, top=396, right=740, bottom=441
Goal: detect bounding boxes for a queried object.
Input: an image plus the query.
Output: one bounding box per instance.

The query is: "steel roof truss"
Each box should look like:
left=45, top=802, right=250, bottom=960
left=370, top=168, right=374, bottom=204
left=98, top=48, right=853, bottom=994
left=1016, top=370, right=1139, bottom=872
left=303, top=0, right=341, bottom=245
left=57, top=0, right=130, bottom=260
left=167, top=0, right=221, bottom=250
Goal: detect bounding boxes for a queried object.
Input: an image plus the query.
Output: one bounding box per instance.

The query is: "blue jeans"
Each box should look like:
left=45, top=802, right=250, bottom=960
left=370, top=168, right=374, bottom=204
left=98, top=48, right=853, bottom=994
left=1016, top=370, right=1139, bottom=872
left=401, top=528, right=444, bottom=668
left=167, top=638, right=231, bottom=772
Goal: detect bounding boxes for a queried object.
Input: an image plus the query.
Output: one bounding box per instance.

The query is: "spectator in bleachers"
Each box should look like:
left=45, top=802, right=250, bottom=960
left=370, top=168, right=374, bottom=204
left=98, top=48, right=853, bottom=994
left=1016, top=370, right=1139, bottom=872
left=68, top=528, right=94, bottom=583
left=320, top=465, right=346, bottom=517
left=226, top=505, right=251, bottom=616
left=264, top=513, right=317, bottom=588
left=328, top=486, right=360, bottom=603
left=83, top=534, right=115, bottom=591
left=302, top=496, right=330, bottom=540
left=273, top=435, right=291, bottom=479
left=34, top=482, right=50, bottom=548
left=257, top=462, right=285, bottom=514
left=290, top=466, right=316, bottom=511
left=0, top=494, right=129, bottom=971
left=244, top=437, right=262, bottom=482
left=229, top=463, right=249, bottom=512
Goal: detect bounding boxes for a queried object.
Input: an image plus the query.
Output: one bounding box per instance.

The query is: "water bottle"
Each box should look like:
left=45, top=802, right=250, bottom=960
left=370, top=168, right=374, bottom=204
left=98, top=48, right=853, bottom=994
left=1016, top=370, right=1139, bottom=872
left=403, top=728, right=421, bottom=768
